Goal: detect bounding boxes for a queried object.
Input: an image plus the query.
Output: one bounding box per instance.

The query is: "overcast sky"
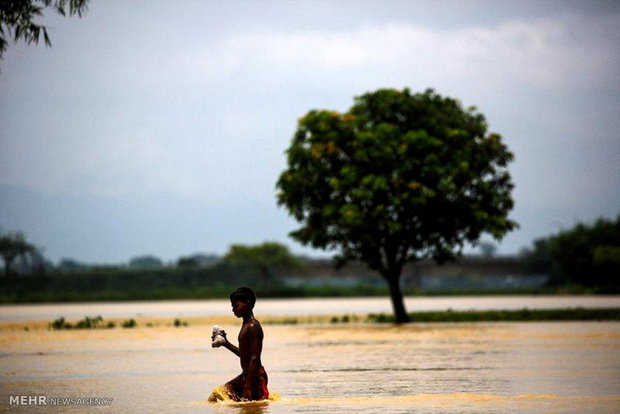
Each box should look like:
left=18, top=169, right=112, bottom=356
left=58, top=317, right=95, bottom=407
left=1, top=0, right=619, bottom=264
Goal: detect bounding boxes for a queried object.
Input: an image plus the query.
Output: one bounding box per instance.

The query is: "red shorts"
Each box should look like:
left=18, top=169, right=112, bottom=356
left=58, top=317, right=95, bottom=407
left=225, top=367, right=269, bottom=401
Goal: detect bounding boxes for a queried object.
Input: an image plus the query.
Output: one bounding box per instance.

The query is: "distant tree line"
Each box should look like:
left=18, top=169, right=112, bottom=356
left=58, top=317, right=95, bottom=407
left=0, top=239, right=303, bottom=277
left=2, top=215, right=618, bottom=303
left=0, top=225, right=304, bottom=283
left=0, top=241, right=310, bottom=302
left=520, top=215, right=620, bottom=288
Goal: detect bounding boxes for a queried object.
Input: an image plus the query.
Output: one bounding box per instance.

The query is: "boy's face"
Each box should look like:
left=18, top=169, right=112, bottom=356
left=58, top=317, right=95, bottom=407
left=231, top=299, right=251, bottom=318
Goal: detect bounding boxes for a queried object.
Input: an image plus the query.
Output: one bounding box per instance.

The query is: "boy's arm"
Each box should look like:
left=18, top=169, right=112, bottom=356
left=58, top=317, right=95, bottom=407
left=213, top=330, right=240, bottom=356
left=242, top=322, right=263, bottom=400
left=223, top=337, right=240, bottom=357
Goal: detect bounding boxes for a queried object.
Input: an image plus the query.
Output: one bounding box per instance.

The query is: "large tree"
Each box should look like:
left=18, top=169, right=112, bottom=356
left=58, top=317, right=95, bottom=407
left=276, top=88, right=517, bottom=322
left=0, top=0, right=88, bottom=60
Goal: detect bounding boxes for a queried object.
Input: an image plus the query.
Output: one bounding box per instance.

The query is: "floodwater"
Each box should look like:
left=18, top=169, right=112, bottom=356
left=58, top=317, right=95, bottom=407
left=0, top=298, right=619, bottom=413
left=1, top=295, right=619, bottom=321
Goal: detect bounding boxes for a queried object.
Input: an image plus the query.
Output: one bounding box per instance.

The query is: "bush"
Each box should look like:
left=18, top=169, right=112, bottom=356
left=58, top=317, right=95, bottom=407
left=49, top=315, right=111, bottom=330
left=173, top=318, right=188, bottom=327
left=521, top=215, right=620, bottom=287
left=122, top=319, right=137, bottom=328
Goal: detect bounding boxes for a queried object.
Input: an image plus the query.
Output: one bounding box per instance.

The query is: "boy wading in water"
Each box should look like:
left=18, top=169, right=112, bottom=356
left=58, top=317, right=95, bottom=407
left=209, top=287, right=269, bottom=402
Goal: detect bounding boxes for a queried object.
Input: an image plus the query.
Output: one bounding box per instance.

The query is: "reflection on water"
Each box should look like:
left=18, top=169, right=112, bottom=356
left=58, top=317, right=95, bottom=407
left=1, top=321, right=619, bottom=413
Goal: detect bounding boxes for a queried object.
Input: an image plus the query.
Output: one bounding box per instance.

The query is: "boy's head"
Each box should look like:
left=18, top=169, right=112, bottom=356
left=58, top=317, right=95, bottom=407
left=229, top=286, right=256, bottom=309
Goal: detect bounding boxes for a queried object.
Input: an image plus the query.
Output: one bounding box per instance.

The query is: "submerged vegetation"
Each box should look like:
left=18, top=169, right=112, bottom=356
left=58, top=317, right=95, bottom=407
left=33, top=307, right=620, bottom=332
left=49, top=315, right=113, bottom=330
left=173, top=318, right=188, bottom=327
left=121, top=318, right=137, bottom=328
left=46, top=316, right=192, bottom=330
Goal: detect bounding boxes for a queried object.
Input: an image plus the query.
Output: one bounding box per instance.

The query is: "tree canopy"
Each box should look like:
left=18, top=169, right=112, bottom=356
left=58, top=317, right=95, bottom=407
left=222, top=241, right=304, bottom=283
left=276, top=88, right=517, bottom=322
left=129, top=255, right=164, bottom=270
left=0, top=0, right=88, bottom=60
left=0, top=231, right=36, bottom=277
left=521, top=215, right=620, bottom=288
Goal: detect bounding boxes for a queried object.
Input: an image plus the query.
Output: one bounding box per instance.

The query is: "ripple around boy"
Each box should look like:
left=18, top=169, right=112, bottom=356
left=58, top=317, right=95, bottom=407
left=208, top=287, right=269, bottom=402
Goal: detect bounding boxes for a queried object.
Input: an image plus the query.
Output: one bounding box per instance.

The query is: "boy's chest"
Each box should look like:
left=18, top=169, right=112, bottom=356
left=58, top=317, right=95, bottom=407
left=237, top=326, right=249, bottom=344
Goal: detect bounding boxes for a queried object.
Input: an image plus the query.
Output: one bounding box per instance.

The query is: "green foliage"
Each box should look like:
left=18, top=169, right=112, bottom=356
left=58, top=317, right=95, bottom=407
left=520, top=238, right=552, bottom=275
left=367, top=313, right=392, bottom=323
left=49, top=316, right=71, bottom=330
left=277, top=88, right=517, bottom=322
left=128, top=255, right=163, bottom=269
left=0, top=259, right=304, bottom=303
left=0, top=0, right=88, bottom=59
left=521, top=215, right=620, bottom=287
left=173, top=318, right=188, bottom=327
left=2, top=273, right=612, bottom=304
left=276, top=317, right=299, bottom=325
left=367, top=308, right=620, bottom=323
left=122, top=318, right=137, bottom=328
left=177, top=257, right=199, bottom=267
left=222, top=241, right=304, bottom=284
left=478, top=241, right=497, bottom=258
left=223, top=241, right=303, bottom=268
left=0, top=268, right=395, bottom=303
left=176, top=253, right=219, bottom=268
left=75, top=315, right=103, bottom=329
left=330, top=314, right=357, bottom=324
left=49, top=315, right=111, bottom=330
left=0, top=231, right=36, bottom=277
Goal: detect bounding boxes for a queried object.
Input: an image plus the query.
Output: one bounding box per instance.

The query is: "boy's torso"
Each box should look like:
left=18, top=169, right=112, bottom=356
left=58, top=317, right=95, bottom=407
left=238, top=319, right=263, bottom=372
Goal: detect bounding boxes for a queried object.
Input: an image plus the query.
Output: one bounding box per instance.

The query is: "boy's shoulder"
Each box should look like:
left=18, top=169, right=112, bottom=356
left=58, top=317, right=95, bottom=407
left=242, top=318, right=263, bottom=335
left=247, top=317, right=262, bottom=328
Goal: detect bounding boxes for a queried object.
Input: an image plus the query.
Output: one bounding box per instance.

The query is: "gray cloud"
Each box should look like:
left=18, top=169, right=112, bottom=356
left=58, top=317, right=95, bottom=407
left=1, top=0, right=619, bottom=262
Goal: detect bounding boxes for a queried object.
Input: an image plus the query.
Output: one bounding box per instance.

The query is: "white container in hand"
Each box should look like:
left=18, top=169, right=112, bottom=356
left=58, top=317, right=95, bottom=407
left=211, top=325, right=226, bottom=348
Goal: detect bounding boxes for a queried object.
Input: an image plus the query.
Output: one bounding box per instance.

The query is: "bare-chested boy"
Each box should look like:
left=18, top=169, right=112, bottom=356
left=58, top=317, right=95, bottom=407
left=210, top=287, right=269, bottom=401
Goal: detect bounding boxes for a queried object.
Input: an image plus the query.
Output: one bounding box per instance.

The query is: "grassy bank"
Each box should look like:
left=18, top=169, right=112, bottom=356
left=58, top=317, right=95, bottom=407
left=263, top=307, right=620, bottom=324
left=365, top=307, right=620, bottom=323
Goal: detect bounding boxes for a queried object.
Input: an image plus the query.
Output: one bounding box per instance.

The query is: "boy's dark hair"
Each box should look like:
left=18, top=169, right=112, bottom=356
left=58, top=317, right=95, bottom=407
left=229, top=287, right=256, bottom=307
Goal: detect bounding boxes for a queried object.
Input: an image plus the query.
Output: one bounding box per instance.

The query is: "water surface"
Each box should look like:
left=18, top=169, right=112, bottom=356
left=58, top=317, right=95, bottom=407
left=1, top=320, right=618, bottom=413
left=2, top=295, right=619, bottom=322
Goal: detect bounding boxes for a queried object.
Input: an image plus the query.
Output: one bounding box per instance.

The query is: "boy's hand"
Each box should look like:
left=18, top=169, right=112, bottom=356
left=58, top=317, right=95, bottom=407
left=211, top=327, right=227, bottom=347
left=211, top=330, right=227, bottom=341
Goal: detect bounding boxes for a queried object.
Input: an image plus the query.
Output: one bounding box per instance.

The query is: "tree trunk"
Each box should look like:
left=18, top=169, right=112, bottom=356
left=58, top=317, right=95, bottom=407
left=385, top=270, right=410, bottom=323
